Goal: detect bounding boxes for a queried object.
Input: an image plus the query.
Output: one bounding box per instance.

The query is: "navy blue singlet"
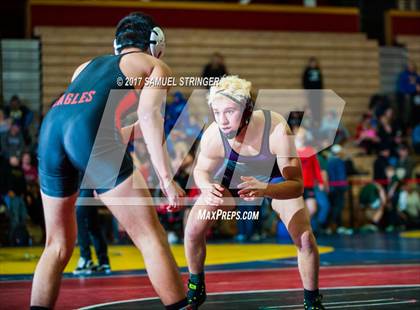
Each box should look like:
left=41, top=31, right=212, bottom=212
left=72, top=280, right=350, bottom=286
left=214, top=110, right=284, bottom=197
left=38, top=53, right=137, bottom=197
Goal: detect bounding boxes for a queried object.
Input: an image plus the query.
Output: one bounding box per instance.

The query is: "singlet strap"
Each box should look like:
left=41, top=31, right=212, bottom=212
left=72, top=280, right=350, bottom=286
left=261, top=110, right=272, bottom=154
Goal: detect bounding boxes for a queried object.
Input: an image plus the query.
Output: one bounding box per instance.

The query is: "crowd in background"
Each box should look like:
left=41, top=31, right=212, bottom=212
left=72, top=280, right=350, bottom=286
left=0, top=55, right=419, bottom=260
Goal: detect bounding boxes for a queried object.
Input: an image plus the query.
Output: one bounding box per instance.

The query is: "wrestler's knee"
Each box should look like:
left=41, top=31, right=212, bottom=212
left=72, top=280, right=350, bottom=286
left=296, top=230, right=317, bottom=254
left=184, top=216, right=207, bottom=244
left=45, top=240, right=74, bottom=265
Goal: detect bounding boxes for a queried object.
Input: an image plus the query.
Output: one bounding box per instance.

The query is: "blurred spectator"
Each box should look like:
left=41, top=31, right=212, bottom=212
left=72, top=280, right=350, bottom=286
left=0, top=109, right=11, bottom=134
left=413, top=85, right=420, bottom=127
left=5, top=189, right=29, bottom=245
left=3, top=95, right=33, bottom=143
left=319, top=110, right=350, bottom=145
left=0, top=123, right=25, bottom=159
left=359, top=182, right=387, bottom=232
left=202, top=52, right=228, bottom=83
left=184, top=114, right=204, bottom=144
left=3, top=156, right=29, bottom=245
left=413, top=124, right=420, bottom=154
left=395, top=143, right=415, bottom=181
left=376, top=107, right=401, bottom=156
left=21, top=151, right=38, bottom=185
left=0, top=154, right=7, bottom=193
left=397, top=183, right=420, bottom=229
left=302, top=57, right=323, bottom=90
left=327, top=145, right=349, bottom=234
left=396, top=60, right=420, bottom=127
left=164, top=91, right=189, bottom=136
left=172, top=141, right=194, bottom=186
left=302, top=57, right=324, bottom=130
left=24, top=183, right=44, bottom=242
left=236, top=204, right=259, bottom=242
left=383, top=166, right=404, bottom=231
left=370, top=94, right=391, bottom=121
left=5, top=156, right=27, bottom=196
left=295, top=128, right=325, bottom=218
left=73, top=193, right=111, bottom=275
left=313, top=150, right=330, bottom=234
left=354, top=113, right=379, bottom=154
left=162, top=141, right=196, bottom=244
left=373, top=146, right=391, bottom=186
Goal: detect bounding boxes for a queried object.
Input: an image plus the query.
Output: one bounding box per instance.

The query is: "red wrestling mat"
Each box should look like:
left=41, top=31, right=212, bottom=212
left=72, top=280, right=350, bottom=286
left=1, top=264, right=419, bottom=309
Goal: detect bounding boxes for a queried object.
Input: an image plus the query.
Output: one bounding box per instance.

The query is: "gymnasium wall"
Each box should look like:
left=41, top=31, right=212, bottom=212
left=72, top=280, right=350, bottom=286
left=29, top=1, right=359, bottom=33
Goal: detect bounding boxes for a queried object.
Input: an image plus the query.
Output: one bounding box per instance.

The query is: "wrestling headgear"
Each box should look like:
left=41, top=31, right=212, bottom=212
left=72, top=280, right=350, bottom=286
left=114, top=12, right=165, bottom=59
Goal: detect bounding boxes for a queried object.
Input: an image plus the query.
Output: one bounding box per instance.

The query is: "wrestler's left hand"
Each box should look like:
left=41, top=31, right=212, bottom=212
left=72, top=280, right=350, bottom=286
left=237, top=176, right=267, bottom=201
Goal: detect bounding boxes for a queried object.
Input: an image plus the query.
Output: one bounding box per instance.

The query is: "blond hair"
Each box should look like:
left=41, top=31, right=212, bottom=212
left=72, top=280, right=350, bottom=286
left=208, top=75, right=252, bottom=106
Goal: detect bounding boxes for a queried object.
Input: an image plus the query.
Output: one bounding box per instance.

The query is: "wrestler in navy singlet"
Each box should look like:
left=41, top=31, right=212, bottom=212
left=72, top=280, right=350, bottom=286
left=38, top=52, right=138, bottom=197
left=214, top=110, right=284, bottom=196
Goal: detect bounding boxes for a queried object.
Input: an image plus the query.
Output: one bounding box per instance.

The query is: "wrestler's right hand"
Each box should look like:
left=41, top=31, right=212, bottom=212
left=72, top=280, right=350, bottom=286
left=201, top=183, right=225, bottom=207
left=161, top=179, right=186, bottom=212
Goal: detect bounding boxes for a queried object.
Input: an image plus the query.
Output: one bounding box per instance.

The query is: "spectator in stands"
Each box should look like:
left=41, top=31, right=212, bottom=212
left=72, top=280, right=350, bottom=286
left=21, top=151, right=38, bottom=185
left=413, top=124, right=420, bottom=154
left=373, top=145, right=391, bottom=187
left=5, top=188, right=29, bottom=245
left=3, top=156, right=29, bottom=245
left=359, top=182, right=387, bottom=232
left=202, top=52, right=228, bottom=83
left=164, top=91, right=189, bottom=136
left=412, top=79, right=420, bottom=126
left=184, top=114, right=204, bottom=144
left=0, top=123, right=25, bottom=159
left=302, top=57, right=324, bottom=131
left=295, top=127, right=325, bottom=218
left=5, top=155, right=27, bottom=197
left=354, top=113, right=379, bottom=154
left=302, top=57, right=323, bottom=90
left=397, top=183, right=420, bottom=229
left=327, top=145, right=349, bottom=234
left=24, top=182, right=44, bottom=243
left=396, top=143, right=416, bottom=181
left=3, top=95, right=33, bottom=143
left=319, top=110, right=350, bottom=145
left=0, top=108, right=11, bottom=134
left=73, top=194, right=111, bottom=275
left=0, top=155, right=8, bottom=196
left=396, top=60, right=420, bottom=128
left=313, top=150, right=330, bottom=234
left=164, top=141, right=195, bottom=244
left=383, top=165, right=404, bottom=231
left=369, top=94, right=390, bottom=122
left=376, top=107, right=401, bottom=156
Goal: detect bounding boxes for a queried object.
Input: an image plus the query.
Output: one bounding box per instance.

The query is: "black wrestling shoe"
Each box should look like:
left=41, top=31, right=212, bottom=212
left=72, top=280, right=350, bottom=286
left=187, top=279, right=206, bottom=309
left=304, top=294, right=325, bottom=310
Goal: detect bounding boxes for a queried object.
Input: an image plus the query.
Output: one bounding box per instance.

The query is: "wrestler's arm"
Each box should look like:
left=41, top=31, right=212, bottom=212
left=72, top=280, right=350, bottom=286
left=137, top=61, right=174, bottom=185
left=193, top=123, right=223, bottom=189
left=120, top=120, right=141, bottom=144
left=265, top=113, right=304, bottom=199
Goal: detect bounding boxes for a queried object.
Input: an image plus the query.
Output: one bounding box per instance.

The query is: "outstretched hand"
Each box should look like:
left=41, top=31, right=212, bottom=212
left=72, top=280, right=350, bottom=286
left=237, top=176, right=266, bottom=201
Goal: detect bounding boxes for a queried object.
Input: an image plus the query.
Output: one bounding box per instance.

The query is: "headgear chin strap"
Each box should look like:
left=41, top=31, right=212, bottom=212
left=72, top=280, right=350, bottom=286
left=113, top=26, right=166, bottom=59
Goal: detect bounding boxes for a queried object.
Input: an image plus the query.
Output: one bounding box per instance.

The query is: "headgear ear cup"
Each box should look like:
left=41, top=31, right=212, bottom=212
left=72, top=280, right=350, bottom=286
left=149, top=27, right=166, bottom=58
left=113, top=39, right=121, bottom=55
